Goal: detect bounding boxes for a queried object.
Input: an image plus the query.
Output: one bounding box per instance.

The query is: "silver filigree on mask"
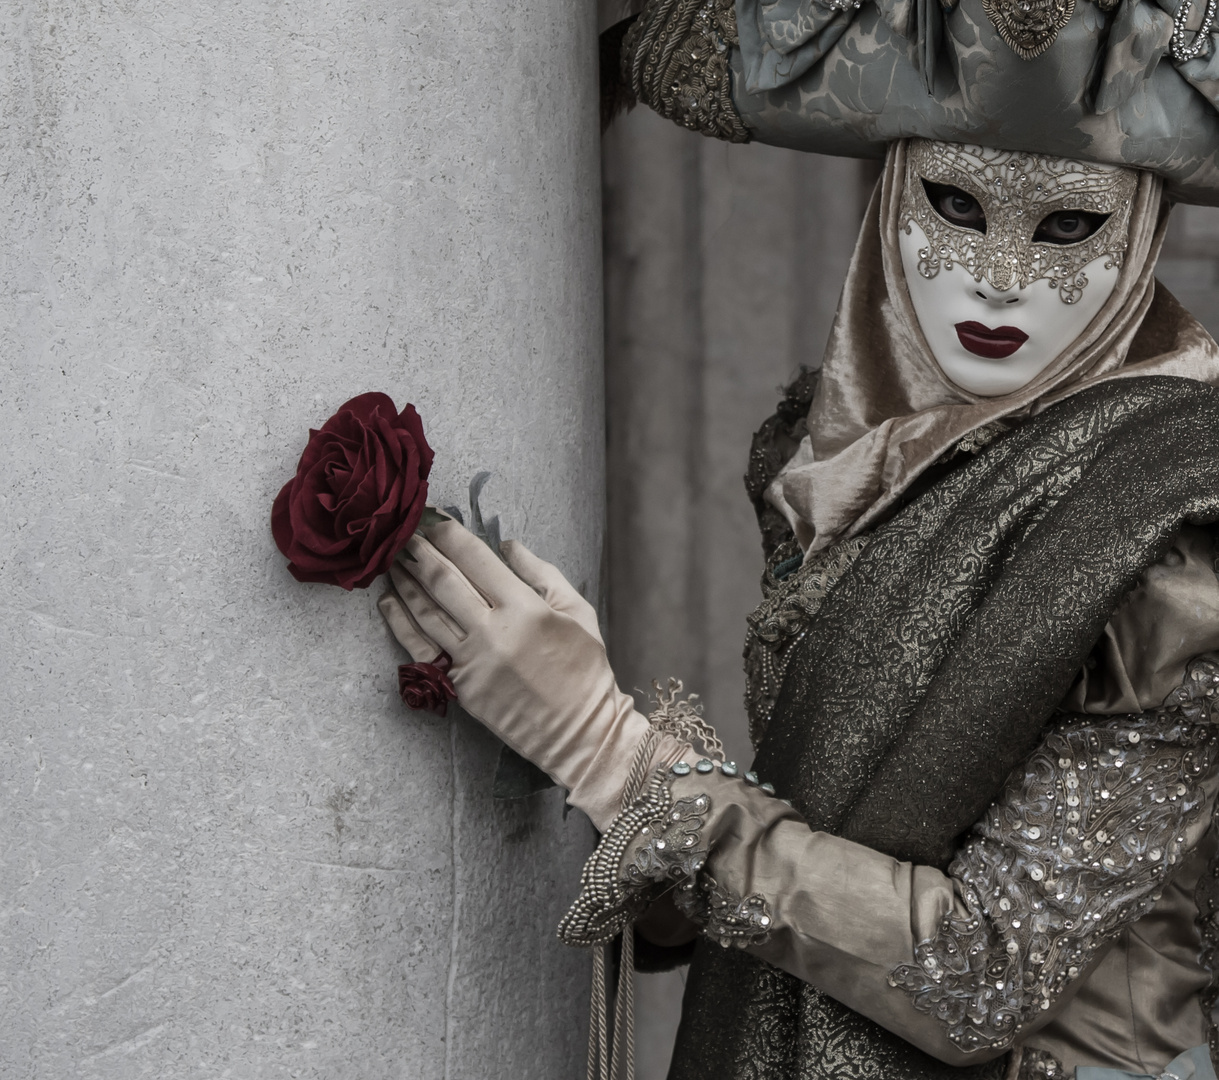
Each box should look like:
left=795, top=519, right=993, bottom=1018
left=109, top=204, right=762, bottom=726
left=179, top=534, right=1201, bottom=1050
left=899, top=140, right=1138, bottom=305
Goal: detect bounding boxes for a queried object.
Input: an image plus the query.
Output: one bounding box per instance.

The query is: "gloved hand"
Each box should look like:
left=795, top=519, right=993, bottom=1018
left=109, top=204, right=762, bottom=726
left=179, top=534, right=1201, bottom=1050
left=377, top=517, right=686, bottom=829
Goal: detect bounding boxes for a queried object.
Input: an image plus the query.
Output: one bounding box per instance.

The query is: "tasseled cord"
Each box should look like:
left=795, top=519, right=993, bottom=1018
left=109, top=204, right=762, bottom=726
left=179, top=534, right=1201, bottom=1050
left=585, top=680, right=724, bottom=1080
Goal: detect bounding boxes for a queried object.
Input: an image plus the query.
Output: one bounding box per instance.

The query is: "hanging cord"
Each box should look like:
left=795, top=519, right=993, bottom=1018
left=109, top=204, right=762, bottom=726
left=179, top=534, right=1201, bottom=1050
left=588, top=944, right=611, bottom=1080
left=585, top=679, right=722, bottom=1080
left=612, top=926, right=637, bottom=1080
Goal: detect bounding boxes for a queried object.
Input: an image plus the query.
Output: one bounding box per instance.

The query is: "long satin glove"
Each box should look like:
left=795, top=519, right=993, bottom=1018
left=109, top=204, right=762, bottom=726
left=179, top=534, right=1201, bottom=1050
left=377, top=518, right=687, bottom=830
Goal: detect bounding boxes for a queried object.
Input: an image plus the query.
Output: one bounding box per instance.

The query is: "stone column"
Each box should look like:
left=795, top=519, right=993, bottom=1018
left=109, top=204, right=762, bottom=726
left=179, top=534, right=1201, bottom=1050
left=0, top=3, right=601, bottom=1078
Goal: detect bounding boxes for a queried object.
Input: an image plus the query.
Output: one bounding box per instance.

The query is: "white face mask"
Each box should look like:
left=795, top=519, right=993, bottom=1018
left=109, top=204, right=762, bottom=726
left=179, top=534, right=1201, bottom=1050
left=897, top=140, right=1139, bottom=397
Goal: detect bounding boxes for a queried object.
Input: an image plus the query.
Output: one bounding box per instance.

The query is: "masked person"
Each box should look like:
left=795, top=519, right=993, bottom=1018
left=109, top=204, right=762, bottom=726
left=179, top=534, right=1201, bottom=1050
left=378, top=135, right=1219, bottom=1079
left=379, top=1, right=1219, bottom=1075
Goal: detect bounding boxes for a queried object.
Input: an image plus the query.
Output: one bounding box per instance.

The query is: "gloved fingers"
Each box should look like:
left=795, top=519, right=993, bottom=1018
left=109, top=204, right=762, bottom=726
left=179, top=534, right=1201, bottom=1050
left=398, top=533, right=495, bottom=628
left=389, top=559, right=468, bottom=648
left=377, top=591, right=444, bottom=662
left=501, top=539, right=603, bottom=643
left=416, top=516, right=523, bottom=606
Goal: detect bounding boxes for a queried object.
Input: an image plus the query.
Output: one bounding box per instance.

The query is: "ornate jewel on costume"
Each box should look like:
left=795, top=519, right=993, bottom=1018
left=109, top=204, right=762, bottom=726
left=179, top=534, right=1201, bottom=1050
left=1172, top=0, right=1219, bottom=61
left=558, top=769, right=720, bottom=947
left=558, top=770, right=697, bottom=946
left=630, top=786, right=713, bottom=886
left=888, top=658, right=1219, bottom=1054
left=622, top=0, right=751, bottom=143
left=949, top=421, right=1009, bottom=458
left=900, top=140, right=1138, bottom=304
left=1014, top=1047, right=1068, bottom=1079
left=676, top=874, right=774, bottom=948
left=979, top=0, right=1077, bottom=61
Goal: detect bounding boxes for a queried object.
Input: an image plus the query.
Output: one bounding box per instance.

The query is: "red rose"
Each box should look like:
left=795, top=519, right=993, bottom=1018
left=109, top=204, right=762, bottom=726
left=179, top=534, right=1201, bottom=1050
left=272, top=392, right=433, bottom=590
left=398, top=652, right=458, bottom=717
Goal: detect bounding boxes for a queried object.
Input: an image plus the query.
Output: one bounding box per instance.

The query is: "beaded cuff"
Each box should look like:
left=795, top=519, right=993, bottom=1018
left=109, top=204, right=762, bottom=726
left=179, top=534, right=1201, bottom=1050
left=558, top=759, right=778, bottom=949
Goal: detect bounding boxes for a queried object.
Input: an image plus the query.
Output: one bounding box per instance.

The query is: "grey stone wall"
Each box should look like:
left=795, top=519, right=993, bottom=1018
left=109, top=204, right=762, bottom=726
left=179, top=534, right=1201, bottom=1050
left=0, top=3, right=602, bottom=1078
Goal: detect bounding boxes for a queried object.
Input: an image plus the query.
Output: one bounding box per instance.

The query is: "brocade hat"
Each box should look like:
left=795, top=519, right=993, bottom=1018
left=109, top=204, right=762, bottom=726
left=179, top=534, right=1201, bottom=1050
left=618, top=0, right=1219, bottom=204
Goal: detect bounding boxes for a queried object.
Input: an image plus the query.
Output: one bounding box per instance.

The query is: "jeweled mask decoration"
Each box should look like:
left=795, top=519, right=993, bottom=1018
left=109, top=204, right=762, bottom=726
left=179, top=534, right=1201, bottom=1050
left=898, top=139, right=1140, bottom=397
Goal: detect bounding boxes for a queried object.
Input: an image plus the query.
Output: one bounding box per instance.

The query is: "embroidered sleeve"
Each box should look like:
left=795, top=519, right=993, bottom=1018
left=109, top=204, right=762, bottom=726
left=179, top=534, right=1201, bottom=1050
left=560, top=661, right=1219, bottom=1067
left=888, top=657, right=1219, bottom=1055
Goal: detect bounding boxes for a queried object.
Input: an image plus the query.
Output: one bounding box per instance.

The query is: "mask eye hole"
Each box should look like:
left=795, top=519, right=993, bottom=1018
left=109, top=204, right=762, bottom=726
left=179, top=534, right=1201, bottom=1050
left=1033, top=209, right=1111, bottom=245
left=923, top=180, right=986, bottom=233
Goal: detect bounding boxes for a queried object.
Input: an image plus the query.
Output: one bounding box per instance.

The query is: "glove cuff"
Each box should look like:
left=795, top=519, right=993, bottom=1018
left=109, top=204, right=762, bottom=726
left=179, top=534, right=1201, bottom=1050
left=567, top=679, right=723, bottom=831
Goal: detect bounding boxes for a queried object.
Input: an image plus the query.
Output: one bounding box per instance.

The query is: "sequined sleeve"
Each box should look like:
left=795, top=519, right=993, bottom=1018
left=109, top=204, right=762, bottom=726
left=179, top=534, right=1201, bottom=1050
left=560, top=659, right=1219, bottom=1066
left=887, top=658, right=1219, bottom=1057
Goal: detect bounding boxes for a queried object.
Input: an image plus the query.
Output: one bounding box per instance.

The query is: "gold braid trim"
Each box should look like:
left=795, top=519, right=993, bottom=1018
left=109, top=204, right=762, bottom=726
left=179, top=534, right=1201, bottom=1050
left=622, top=0, right=751, bottom=143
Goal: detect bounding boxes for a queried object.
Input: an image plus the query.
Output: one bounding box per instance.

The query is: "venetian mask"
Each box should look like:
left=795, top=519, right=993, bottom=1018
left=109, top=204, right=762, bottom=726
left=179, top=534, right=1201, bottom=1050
left=897, top=139, right=1139, bottom=397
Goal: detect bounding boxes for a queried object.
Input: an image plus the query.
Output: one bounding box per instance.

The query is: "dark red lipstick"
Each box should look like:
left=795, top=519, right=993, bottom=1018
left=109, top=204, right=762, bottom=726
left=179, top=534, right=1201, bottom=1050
left=954, top=321, right=1029, bottom=359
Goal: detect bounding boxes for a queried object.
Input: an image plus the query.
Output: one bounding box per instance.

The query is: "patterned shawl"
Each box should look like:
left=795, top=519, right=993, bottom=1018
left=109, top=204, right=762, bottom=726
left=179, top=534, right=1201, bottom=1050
left=668, top=376, right=1219, bottom=1080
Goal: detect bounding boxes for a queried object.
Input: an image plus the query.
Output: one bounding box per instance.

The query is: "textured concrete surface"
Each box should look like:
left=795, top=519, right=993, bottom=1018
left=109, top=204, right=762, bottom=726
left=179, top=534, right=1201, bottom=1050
left=0, top=2, right=602, bottom=1077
